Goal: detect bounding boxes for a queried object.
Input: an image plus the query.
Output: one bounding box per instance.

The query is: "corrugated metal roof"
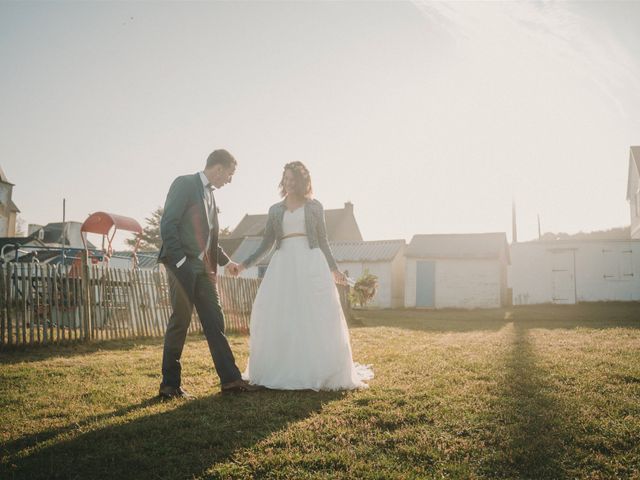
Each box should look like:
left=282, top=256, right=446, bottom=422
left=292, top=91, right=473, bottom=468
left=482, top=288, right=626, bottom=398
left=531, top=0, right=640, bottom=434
left=229, top=214, right=268, bottom=238
left=407, top=233, right=509, bottom=262
left=330, top=240, right=405, bottom=262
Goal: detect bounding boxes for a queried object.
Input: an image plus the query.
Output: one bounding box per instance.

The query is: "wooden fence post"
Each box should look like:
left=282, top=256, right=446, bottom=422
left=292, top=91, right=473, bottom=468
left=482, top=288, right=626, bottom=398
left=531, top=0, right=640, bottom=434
left=81, top=251, right=92, bottom=341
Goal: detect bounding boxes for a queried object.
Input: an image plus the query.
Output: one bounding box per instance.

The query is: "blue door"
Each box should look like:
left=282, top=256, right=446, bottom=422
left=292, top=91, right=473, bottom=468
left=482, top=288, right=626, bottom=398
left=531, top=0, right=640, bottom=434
left=416, top=261, right=435, bottom=307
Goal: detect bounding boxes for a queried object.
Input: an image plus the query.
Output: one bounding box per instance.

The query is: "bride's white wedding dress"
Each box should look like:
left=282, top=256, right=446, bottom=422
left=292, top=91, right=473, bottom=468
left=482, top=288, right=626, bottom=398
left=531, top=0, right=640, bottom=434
left=243, top=207, right=373, bottom=391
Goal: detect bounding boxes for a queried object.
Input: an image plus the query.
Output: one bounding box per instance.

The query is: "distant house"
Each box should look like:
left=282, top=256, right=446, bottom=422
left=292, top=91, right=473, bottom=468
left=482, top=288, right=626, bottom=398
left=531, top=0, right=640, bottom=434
left=28, top=221, right=96, bottom=249
left=0, top=236, right=46, bottom=263
left=332, top=240, right=406, bottom=308
left=627, top=146, right=640, bottom=239
left=228, top=202, right=363, bottom=245
left=510, top=239, right=640, bottom=304
left=0, top=166, right=20, bottom=237
left=405, top=233, right=510, bottom=309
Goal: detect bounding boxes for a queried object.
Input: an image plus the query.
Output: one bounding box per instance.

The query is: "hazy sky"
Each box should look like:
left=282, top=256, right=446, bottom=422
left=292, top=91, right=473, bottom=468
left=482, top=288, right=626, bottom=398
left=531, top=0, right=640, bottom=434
left=2, top=1, right=639, bottom=249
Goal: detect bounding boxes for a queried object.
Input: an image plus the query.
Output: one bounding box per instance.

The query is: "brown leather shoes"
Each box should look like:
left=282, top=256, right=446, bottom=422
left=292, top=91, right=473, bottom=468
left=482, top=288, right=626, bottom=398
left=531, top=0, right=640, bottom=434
left=220, top=379, right=264, bottom=394
left=158, top=385, right=196, bottom=400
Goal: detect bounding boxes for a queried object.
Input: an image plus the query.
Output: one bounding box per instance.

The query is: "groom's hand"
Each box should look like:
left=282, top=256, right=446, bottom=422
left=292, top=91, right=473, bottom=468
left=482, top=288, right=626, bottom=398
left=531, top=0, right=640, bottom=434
left=226, top=262, right=240, bottom=277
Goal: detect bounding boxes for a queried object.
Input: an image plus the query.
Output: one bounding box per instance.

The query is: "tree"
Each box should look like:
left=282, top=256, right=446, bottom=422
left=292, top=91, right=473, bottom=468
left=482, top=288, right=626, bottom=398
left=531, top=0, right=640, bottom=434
left=349, top=271, right=378, bottom=308
left=126, top=207, right=163, bottom=251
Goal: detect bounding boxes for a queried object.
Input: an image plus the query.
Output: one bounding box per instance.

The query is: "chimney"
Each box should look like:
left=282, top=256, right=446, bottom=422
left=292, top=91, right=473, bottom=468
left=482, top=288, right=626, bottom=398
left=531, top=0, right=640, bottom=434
left=344, top=201, right=353, bottom=213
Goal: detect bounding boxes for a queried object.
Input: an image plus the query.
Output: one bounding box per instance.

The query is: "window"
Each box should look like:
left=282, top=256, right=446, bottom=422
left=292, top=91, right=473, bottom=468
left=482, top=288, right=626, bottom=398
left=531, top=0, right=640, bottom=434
left=603, top=248, right=635, bottom=280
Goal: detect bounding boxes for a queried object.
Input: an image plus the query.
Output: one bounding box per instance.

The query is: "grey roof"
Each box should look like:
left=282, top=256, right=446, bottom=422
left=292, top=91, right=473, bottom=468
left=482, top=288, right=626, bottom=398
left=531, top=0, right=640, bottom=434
left=330, top=240, right=405, bottom=262
left=9, top=199, right=19, bottom=213
left=407, top=233, right=510, bottom=263
left=229, top=214, right=268, bottom=238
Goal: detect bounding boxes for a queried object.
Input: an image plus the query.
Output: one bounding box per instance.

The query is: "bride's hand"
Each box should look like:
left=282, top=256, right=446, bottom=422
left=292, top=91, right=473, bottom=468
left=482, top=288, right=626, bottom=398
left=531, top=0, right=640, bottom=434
left=332, top=270, right=347, bottom=284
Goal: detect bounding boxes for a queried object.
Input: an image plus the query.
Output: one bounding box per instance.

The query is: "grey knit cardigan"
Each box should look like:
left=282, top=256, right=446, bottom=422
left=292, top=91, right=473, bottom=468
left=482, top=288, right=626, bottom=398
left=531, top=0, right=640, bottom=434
left=241, top=199, right=338, bottom=271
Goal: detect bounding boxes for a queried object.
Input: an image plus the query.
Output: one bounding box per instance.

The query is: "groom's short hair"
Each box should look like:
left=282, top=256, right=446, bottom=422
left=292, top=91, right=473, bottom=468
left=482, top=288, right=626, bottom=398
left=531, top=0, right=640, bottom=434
left=206, top=149, right=236, bottom=169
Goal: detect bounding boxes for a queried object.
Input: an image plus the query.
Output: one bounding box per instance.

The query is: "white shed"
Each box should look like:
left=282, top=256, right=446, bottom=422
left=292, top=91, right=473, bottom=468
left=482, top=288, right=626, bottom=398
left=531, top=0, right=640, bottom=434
left=331, top=240, right=406, bottom=308
left=510, top=239, right=640, bottom=304
left=405, top=233, right=510, bottom=309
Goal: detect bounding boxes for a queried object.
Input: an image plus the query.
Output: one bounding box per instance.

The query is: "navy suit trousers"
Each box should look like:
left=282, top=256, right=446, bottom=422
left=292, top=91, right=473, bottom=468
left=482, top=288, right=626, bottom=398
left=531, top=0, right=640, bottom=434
left=161, top=259, right=241, bottom=387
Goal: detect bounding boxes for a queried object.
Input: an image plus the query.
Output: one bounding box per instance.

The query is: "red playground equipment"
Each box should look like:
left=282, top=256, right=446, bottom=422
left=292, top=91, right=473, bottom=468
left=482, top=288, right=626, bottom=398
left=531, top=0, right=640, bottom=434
left=81, top=212, right=143, bottom=266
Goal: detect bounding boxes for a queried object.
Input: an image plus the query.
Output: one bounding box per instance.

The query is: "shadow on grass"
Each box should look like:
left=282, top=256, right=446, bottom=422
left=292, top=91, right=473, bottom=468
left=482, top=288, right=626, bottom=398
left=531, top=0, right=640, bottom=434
left=2, top=389, right=344, bottom=480
left=1, top=397, right=161, bottom=459
left=0, top=332, right=222, bottom=365
left=352, top=302, right=640, bottom=333
left=481, top=324, right=577, bottom=479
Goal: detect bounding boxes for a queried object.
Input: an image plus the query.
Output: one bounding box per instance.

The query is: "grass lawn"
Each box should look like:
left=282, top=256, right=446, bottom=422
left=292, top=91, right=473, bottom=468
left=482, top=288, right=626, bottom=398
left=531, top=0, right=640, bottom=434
left=1, top=303, right=639, bottom=479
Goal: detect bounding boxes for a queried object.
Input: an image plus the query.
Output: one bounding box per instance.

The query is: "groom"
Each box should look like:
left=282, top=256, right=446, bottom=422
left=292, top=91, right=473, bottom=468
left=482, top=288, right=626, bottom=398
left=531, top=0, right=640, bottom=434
left=158, top=149, right=260, bottom=398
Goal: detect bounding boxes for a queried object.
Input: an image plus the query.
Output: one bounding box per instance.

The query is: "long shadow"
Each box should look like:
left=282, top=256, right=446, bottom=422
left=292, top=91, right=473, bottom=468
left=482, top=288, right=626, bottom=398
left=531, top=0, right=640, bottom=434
left=1, top=397, right=161, bottom=458
left=2, top=389, right=344, bottom=480
left=0, top=332, right=228, bottom=365
left=352, top=302, right=640, bottom=334
left=480, top=322, right=578, bottom=479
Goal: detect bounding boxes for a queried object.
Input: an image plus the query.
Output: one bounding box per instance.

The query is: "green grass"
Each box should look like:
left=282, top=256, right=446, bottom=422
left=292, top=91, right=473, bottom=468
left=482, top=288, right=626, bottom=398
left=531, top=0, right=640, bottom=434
left=1, top=303, right=639, bottom=479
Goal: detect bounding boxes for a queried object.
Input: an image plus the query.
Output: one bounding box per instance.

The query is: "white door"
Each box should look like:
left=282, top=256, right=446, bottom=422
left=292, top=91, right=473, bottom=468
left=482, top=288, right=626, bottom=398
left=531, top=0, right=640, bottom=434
left=550, top=250, right=576, bottom=304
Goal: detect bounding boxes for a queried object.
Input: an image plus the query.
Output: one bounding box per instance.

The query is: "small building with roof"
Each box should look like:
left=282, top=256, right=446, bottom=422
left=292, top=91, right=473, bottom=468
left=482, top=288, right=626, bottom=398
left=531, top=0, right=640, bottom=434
left=405, top=233, right=510, bottom=309
left=510, top=239, right=640, bottom=304
left=28, top=221, right=93, bottom=249
left=331, top=239, right=406, bottom=308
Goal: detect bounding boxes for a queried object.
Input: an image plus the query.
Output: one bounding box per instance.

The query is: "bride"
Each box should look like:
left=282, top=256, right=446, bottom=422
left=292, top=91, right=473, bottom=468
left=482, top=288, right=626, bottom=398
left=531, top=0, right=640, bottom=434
left=236, top=161, right=373, bottom=391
